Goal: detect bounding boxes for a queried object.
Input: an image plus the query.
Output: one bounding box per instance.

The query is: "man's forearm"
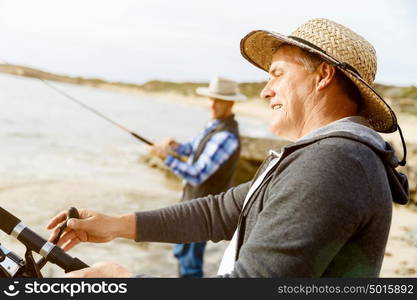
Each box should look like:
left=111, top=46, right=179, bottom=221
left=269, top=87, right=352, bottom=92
left=135, top=182, right=250, bottom=243
left=113, top=214, right=137, bottom=240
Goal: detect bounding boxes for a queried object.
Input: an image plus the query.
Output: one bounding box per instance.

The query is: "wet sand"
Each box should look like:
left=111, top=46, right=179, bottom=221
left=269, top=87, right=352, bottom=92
left=381, top=206, right=417, bottom=277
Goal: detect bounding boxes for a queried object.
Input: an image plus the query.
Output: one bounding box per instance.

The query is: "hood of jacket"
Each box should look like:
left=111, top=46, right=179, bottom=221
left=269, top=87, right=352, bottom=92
left=280, top=116, right=409, bottom=205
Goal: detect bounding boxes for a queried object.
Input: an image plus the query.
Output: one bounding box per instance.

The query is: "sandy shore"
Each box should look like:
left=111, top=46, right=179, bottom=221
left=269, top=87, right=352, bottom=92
left=95, top=85, right=274, bottom=122
left=381, top=205, right=417, bottom=276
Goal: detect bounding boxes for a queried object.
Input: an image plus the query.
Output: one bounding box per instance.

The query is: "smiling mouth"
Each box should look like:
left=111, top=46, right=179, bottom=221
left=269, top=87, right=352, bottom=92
left=272, top=104, right=283, bottom=110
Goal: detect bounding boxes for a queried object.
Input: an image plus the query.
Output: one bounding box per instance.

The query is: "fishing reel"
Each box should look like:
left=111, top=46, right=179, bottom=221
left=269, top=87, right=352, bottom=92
left=0, top=243, right=39, bottom=278
left=0, top=207, right=88, bottom=278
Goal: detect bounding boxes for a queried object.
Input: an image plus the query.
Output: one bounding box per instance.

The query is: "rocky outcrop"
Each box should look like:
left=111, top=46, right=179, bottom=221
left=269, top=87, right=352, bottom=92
left=233, top=136, right=288, bottom=184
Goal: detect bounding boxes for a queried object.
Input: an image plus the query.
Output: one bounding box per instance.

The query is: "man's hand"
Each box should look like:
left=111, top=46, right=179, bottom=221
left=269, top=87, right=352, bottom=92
left=149, top=138, right=178, bottom=160
left=65, top=262, right=133, bottom=278
left=47, top=209, right=136, bottom=251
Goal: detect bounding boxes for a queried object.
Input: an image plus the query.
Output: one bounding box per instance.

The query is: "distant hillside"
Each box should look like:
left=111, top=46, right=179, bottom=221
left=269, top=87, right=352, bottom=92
left=0, top=63, right=416, bottom=113
left=0, top=63, right=135, bottom=89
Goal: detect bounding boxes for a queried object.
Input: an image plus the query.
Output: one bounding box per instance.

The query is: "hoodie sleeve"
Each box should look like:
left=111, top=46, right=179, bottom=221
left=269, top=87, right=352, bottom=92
left=135, top=181, right=250, bottom=243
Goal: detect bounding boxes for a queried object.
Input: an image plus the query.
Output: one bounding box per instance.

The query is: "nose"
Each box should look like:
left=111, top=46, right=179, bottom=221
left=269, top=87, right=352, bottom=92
left=260, top=82, right=275, bottom=101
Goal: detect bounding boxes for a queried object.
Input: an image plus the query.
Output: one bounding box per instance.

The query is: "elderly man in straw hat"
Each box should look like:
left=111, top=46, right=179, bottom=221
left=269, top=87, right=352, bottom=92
left=149, top=76, right=247, bottom=277
left=48, top=18, right=409, bottom=277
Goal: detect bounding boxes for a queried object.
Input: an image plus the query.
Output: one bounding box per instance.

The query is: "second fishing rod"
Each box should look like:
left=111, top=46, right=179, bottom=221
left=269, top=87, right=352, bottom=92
left=38, top=79, right=189, bottom=161
left=1, top=58, right=189, bottom=161
left=0, top=57, right=153, bottom=146
left=40, top=78, right=154, bottom=145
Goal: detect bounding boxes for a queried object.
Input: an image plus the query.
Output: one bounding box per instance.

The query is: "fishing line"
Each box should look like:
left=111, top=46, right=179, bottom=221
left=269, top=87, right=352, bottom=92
left=38, top=78, right=154, bottom=145
left=0, top=58, right=153, bottom=145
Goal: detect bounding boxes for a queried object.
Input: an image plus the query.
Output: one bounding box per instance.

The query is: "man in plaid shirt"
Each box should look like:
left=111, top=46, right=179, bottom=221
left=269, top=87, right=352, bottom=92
left=164, top=119, right=239, bottom=186
left=151, top=76, right=247, bottom=277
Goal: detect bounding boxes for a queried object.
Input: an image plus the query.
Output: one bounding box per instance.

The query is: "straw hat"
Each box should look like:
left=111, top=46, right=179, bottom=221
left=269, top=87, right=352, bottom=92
left=240, top=18, right=397, bottom=133
left=196, top=76, right=247, bottom=102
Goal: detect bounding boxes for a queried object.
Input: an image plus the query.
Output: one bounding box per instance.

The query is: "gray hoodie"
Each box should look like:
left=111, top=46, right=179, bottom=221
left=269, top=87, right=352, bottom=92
left=135, top=117, right=409, bottom=277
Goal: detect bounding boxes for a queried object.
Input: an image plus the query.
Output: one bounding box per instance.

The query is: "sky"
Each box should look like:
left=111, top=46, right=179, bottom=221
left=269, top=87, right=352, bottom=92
left=0, top=0, right=416, bottom=86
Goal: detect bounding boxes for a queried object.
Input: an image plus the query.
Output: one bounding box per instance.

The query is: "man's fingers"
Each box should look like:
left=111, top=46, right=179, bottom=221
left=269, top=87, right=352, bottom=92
left=67, top=218, right=91, bottom=233
left=48, top=208, right=88, bottom=229
left=48, top=223, right=67, bottom=242
left=56, top=231, right=81, bottom=251
left=56, top=230, right=77, bottom=248
left=63, top=238, right=80, bottom=252
left=48, top=227, right=59, bottom=242
left=46, top=211, right=68, bottom=229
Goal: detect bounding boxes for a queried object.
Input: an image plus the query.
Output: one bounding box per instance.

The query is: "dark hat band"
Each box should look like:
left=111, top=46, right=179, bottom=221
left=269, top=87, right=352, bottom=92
left=287, top=36, right=361, bottom=78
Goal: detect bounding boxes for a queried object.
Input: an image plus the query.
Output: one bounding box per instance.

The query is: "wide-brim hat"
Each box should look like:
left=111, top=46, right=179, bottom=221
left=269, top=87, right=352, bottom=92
left=240, top=18, right=397, bottom=133
left=196, top=76, right=247, bottom=102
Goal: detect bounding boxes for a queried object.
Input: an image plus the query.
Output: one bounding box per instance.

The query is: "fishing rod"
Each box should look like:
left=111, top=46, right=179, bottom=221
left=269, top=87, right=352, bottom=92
left=0, top=206, right=88, bottom=278
left=38, top=78, right=154, bottom=145
left=0, top=58, right=153, bottom=145
left=0, top=58, right=189, bottom=161
left=37, top=78, right=189, bottom=161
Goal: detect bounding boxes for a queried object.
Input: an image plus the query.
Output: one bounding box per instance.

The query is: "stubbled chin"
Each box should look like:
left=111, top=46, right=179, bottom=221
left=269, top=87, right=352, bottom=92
left=270, top=115, right=286, bottom=137
left=269, top=121, right=281, bottom=136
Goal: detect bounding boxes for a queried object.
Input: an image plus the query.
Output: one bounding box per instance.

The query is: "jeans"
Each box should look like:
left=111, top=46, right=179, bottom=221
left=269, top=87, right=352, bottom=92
left=173, top=242, right=207, bottom=277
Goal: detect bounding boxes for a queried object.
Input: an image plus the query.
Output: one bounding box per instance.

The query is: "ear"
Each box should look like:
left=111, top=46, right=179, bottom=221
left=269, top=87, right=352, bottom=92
left=315, top=62, right=337, bottom=91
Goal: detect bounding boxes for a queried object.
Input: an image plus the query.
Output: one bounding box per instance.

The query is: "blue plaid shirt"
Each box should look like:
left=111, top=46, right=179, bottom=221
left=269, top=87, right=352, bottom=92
left=164, top=119, right=239, bottom=186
